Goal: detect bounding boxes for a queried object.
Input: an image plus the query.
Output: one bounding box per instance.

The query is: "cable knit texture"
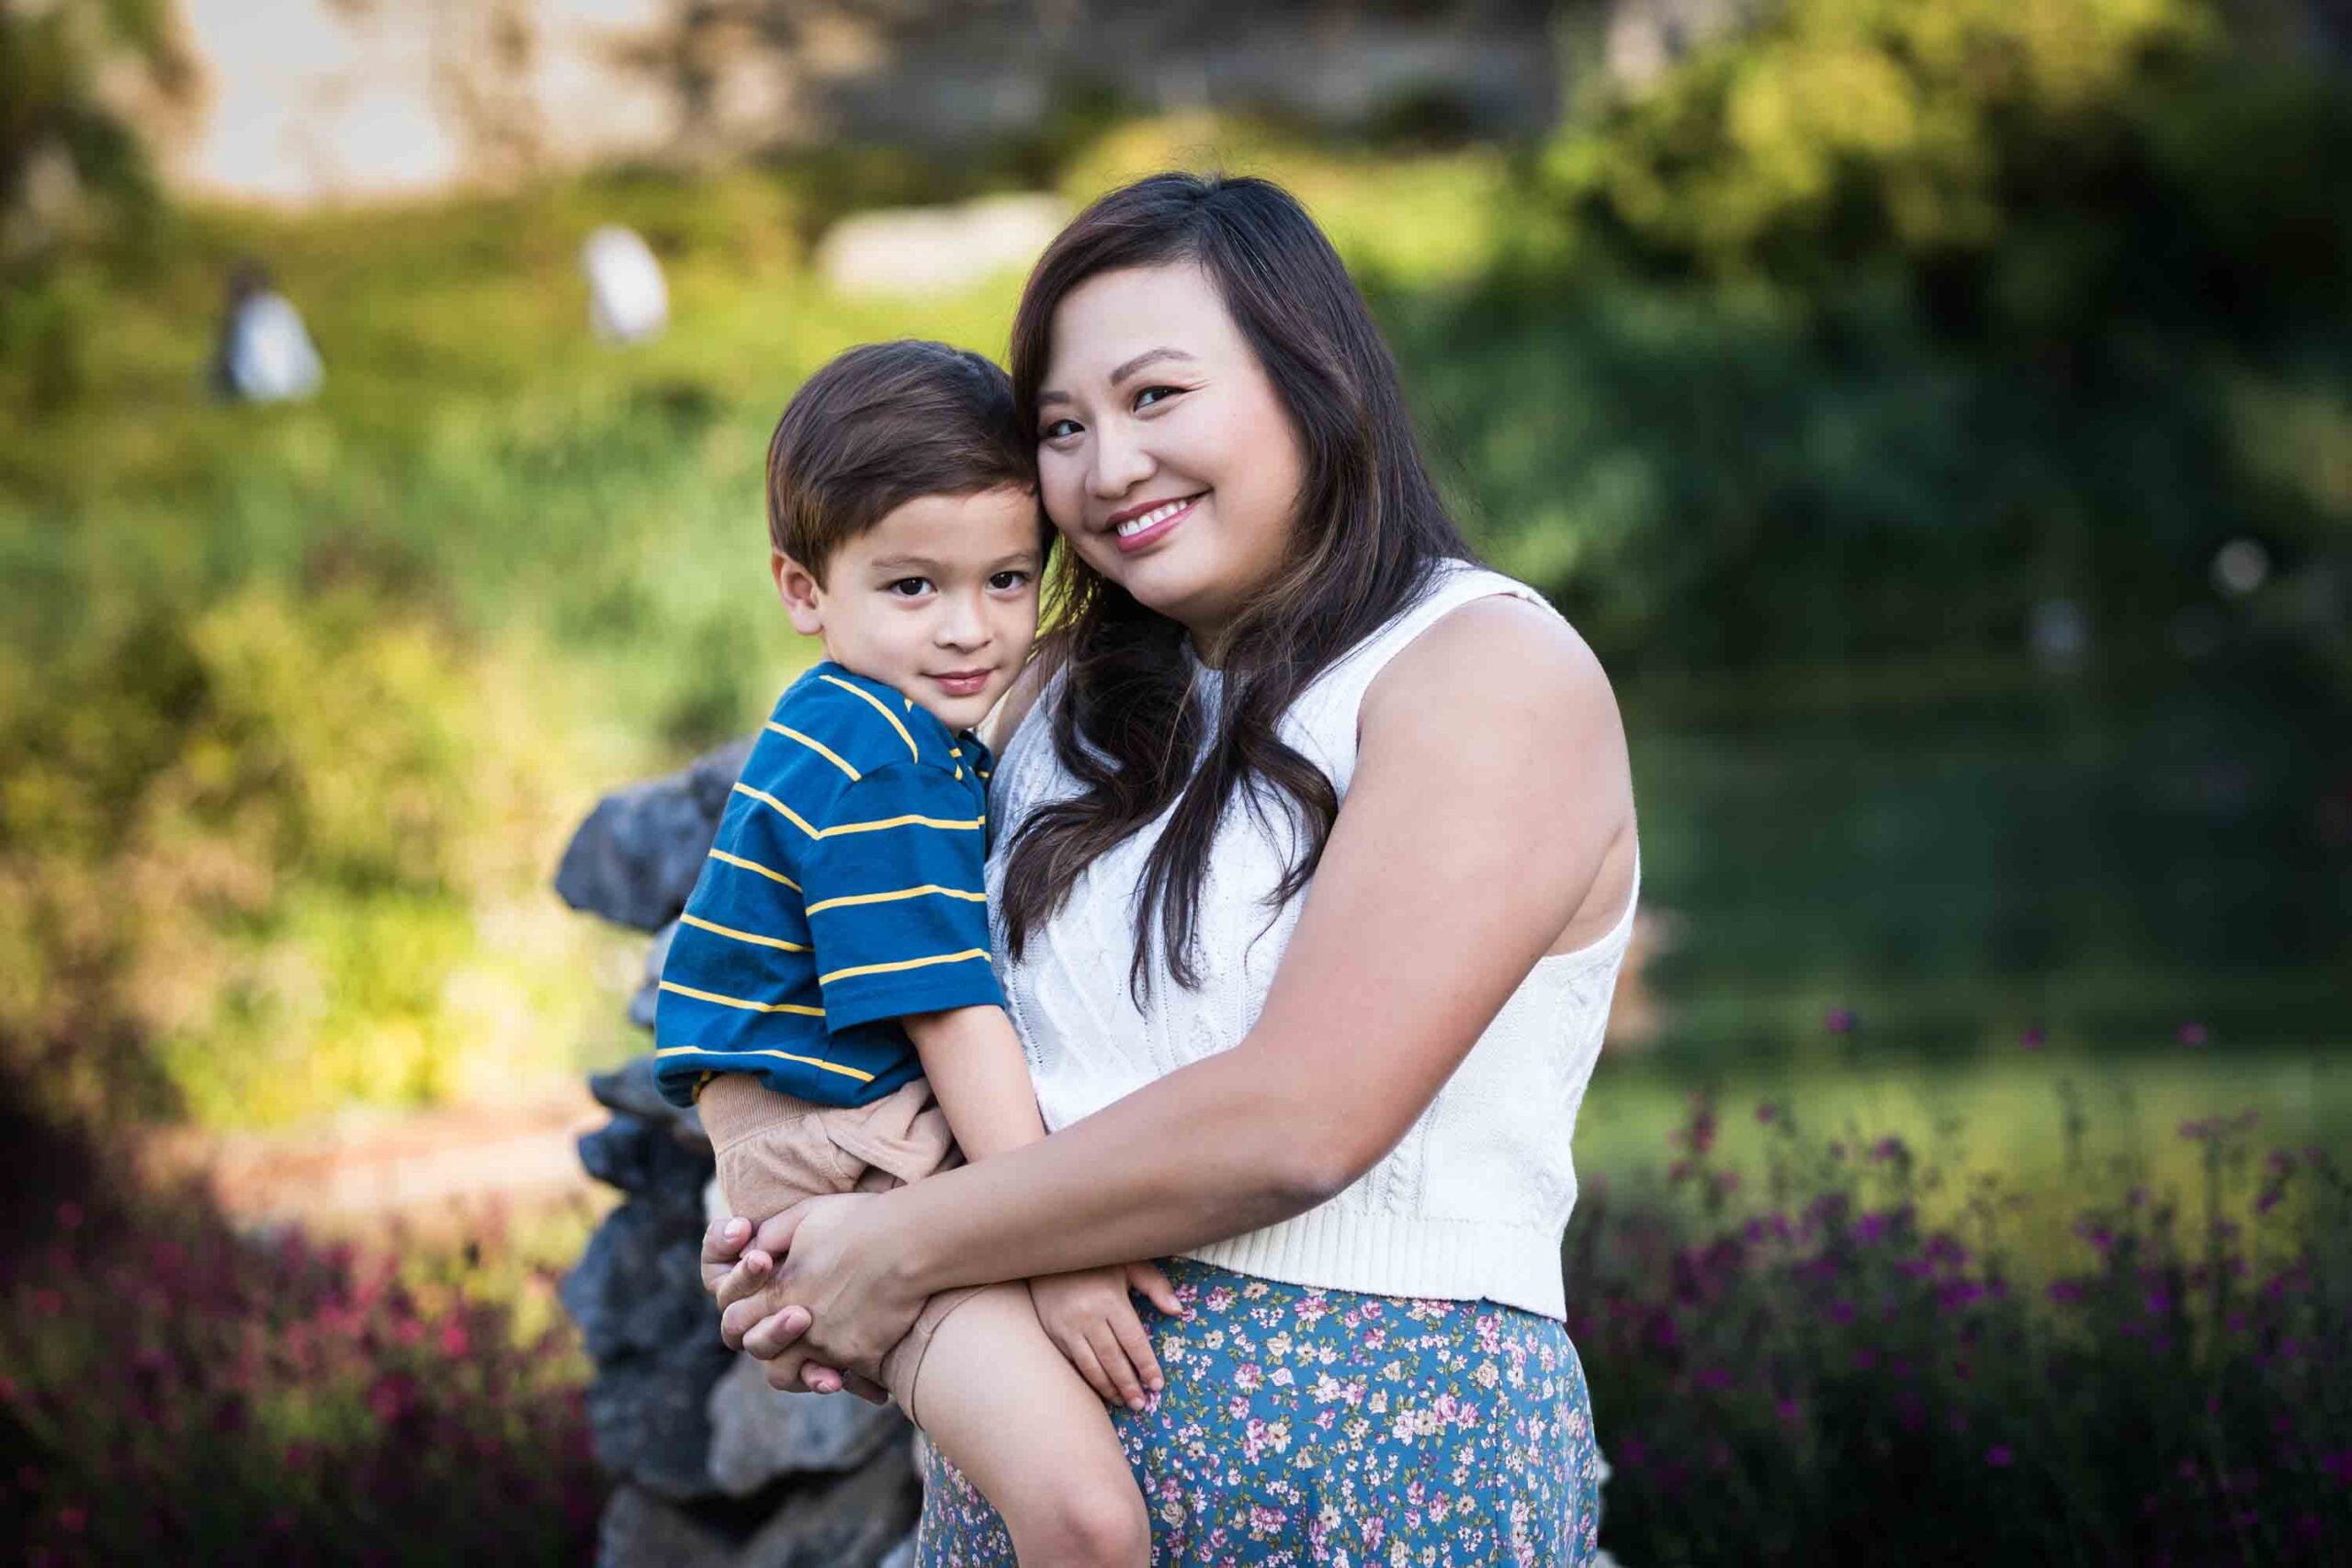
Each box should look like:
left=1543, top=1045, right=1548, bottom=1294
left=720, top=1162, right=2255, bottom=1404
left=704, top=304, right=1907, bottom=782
left=984, top=563, right=1638, bottom=1319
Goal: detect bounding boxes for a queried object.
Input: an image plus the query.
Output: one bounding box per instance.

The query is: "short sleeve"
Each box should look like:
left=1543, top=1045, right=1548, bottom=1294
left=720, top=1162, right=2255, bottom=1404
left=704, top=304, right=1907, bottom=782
left=797, top=762, right=1003, bottom=1032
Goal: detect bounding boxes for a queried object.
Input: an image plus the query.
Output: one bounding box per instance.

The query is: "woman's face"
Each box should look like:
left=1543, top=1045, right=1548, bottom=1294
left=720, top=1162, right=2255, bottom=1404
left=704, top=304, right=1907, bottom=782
left=1035, top=263, right=1306, bottom=647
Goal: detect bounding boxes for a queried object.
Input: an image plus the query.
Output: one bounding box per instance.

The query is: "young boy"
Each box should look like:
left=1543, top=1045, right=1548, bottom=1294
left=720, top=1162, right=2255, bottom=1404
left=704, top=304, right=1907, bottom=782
left=652, top=341, right=1155, bottom=1563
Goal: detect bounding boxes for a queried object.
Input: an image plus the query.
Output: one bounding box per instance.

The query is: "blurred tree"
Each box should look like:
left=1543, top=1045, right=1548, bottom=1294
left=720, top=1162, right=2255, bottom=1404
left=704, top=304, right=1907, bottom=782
left=0, top=0, right=188, bottom=265
left=1543, top=0, right=2352, bottom=348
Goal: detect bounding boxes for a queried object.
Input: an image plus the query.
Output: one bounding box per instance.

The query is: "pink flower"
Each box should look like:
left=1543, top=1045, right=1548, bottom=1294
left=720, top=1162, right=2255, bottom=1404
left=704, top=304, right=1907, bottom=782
left=2177, top=1021, right=2209, bottom=1046
left=2019, top=1026, right=2046, bottom=1051
left=1826, top=1008, right=1858, bottom=1034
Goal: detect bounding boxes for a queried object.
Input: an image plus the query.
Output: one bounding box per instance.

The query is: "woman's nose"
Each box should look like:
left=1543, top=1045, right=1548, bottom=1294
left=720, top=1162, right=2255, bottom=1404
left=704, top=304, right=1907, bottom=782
left=1088, top=423, right=1153, bottom=500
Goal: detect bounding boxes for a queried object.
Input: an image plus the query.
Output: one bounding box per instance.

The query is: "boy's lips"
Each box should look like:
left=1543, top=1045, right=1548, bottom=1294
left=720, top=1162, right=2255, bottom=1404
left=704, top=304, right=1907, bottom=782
left=927, top=669, right=994, bottom=697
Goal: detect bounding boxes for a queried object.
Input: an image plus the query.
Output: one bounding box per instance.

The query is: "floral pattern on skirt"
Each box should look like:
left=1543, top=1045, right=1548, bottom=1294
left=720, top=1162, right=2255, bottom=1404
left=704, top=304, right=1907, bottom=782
left=917, top=1258, right=1603, bottom=1566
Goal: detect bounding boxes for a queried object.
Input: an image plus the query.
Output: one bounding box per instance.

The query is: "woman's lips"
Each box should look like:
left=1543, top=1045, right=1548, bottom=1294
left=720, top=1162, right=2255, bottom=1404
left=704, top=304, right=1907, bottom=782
left=1106, top=493, right=1200, bottom=555
left=929, top=670, right=993, bottom=697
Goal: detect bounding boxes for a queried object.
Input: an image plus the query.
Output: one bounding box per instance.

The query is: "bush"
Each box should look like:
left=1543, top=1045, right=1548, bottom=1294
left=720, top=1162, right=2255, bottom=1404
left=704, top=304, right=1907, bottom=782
left=1569, top=1089, right=2352, bottom=1562
left=0, top=1183, right=604, bottom=1564
left=1463, top=0, right=2352, bottom=667
left=0, top=579, right=629, bottom=1128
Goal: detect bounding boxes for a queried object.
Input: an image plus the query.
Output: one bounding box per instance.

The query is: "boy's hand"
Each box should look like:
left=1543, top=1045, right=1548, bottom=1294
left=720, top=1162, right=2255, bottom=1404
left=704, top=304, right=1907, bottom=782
left=1026, top=1261, right=1183, bottom=1413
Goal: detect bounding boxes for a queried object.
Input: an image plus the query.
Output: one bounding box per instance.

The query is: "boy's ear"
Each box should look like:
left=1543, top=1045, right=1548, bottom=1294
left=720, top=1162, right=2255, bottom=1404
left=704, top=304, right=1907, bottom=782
left=772, top=550, right=827, bottom=637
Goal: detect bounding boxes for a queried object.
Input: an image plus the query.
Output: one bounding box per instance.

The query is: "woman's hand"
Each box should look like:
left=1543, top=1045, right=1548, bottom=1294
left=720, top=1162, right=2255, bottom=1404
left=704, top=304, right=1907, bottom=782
left=704, top=1194, right=927, bottom=1397
left=1027, top=1261, right=1184, bottom=1411
left=701, top=1216, right=857, bottom=1397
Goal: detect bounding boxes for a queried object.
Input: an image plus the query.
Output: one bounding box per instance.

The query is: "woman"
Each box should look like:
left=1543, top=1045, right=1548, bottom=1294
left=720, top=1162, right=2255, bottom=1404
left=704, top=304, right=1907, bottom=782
left=706, top=172, right=1639, bottom=1562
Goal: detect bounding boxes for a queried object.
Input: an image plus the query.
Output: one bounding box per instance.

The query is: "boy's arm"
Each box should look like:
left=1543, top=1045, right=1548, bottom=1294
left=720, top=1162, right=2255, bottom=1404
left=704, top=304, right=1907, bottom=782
left=903, top=1001, right=1180, bottom=1412
left=901, top=1005, right=1045, bottom=1162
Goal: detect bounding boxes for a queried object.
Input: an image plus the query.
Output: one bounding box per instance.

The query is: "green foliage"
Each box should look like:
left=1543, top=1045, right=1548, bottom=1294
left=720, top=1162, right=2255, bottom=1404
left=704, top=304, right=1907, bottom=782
left=1435, top=0, right=2352, bottom=665
left=0, top=577, right=633, bottom=1128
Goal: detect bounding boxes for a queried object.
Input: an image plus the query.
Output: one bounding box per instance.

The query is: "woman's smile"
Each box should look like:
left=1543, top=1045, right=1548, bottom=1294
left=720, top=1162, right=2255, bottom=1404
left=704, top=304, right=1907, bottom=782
left=1104, top=491, right=1204, bottom=553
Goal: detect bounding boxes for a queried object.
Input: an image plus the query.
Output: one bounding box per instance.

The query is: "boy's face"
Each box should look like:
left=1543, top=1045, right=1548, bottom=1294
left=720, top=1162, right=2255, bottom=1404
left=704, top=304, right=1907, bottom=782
left=773, top=485, right=1044, bottom=734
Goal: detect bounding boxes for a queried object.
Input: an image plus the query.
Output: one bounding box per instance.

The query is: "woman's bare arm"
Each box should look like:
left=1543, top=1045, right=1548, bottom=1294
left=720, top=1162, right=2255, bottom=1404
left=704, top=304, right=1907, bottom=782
left=864, top=598, right=1634, bottom=1295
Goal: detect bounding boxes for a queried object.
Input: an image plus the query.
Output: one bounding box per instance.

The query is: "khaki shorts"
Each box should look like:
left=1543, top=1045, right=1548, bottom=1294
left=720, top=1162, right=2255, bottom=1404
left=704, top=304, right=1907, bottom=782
left=697, top=1072, right=986, bottom=1428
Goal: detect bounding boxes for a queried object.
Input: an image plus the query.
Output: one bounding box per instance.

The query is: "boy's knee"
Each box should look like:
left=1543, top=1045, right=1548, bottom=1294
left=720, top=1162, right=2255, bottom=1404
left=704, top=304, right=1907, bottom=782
left=1012, top=1480, right=1149, bottom=1567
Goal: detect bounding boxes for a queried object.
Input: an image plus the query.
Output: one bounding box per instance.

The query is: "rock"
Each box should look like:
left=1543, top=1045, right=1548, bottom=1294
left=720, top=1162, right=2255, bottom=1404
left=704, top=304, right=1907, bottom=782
left=707, top=1355, right=910, bottom=1495
left=595, top=1483, right=736, bottom=1568
left=736, top=1447, right=922, bottom=1568
left=556, top=738, right=754, bottom=931
left=582, top=224, right=670, bottom=345
left=582, top=1341, right=738, bottom=1501
left=562, top=1189, right=718, bottom=1364
left=579, top=1111, right=713, bottom=1198
left=817, top=194, right=1068, bottom=299
left=628, top=920, right=679, bottom=1032
left=589, top=1054, right=709, bottom=1150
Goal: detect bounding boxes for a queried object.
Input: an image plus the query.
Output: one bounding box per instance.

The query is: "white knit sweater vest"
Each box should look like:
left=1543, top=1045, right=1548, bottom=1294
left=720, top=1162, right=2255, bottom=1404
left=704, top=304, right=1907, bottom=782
left=984, top=563, right=1638, bottom=1318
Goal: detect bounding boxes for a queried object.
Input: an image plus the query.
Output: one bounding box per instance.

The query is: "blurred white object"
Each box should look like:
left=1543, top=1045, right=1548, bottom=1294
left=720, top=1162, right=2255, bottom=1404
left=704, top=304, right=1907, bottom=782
left=223, top=290, right=323, bottom=402
left=817, top=193, right=1068, bottom=299
left=2027, top=596, right=2089, bottom=670
left=581, top=224, right=669, bottom=344
left=2211, top=537, right=2269, bottom=597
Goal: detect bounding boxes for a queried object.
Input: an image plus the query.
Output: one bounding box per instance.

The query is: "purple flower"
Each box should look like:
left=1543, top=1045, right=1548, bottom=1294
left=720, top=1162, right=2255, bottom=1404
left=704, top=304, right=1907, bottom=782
left=1985, top=1445, right=2015, bottom=1467
left=1826, top=1008, right=1859, bottom=1034
left=2019, top=1025, right=2047, bottom=1051
left=2177, top=1021, right=2209, bottom=1046
left=1755, top=1102, right=1780, bottom=1124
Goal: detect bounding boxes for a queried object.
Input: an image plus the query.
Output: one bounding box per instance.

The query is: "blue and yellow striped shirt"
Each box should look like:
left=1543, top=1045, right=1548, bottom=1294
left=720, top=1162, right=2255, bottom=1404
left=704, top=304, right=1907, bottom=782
left=651, top=660, right=1002, bottom=1111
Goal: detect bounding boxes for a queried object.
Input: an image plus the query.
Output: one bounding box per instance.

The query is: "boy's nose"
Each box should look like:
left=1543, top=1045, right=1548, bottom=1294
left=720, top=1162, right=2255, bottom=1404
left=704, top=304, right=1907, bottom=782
left=934, top=599, right=989, bottom=648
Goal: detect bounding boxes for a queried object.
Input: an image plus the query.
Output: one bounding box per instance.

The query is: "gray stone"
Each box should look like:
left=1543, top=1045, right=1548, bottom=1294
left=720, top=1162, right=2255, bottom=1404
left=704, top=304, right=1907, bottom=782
left=595, top=1483, right=736, bottom=1568
left=735, top=1448, right=922, bottom=1568
left=707, top=1354, right=911, bottom=1495
left=582, top=1340, right=736, bottom=1500
left=562, top=1189, right=718, bottom=1362
left=556, top=736, right=754, bottom=931
left=628, top=920, right=680, bottom=1032
left=590, top=1053, right=710, bottom=1150
left=579, top=1111, right=712, bottom=1198
left=818, top=194, right=1068, bottom=299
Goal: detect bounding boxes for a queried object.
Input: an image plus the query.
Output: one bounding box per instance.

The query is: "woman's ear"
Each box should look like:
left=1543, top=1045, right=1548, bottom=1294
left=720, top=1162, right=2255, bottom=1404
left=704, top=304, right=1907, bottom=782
left=773, top=550, right=828, bottom=637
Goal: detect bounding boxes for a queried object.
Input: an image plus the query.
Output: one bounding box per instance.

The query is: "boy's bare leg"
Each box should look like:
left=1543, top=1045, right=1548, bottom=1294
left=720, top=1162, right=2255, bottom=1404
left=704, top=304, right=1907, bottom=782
left=907, top=1282, right=1149, bottom=1567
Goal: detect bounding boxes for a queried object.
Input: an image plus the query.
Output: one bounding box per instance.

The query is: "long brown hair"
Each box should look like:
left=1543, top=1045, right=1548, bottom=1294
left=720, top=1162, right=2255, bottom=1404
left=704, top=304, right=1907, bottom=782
left=998, top=172, right=1476, bottom=998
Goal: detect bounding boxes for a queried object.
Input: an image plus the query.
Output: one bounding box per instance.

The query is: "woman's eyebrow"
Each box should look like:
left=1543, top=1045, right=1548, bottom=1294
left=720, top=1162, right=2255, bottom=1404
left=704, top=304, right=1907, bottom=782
left=1038, top=346, right=1198, bottom=408
left=1109, top=346, right=1195, bottom=385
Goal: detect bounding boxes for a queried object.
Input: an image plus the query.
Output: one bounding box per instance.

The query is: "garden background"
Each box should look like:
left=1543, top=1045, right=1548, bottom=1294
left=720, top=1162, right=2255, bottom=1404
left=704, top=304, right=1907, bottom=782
left=3, top=0, right=2347, bottom=1561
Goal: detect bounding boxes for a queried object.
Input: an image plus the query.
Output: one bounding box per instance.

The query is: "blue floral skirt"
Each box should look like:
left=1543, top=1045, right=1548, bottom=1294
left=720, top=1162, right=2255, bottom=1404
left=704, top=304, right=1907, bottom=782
left=917, top=1258, right=1602, bottom=1565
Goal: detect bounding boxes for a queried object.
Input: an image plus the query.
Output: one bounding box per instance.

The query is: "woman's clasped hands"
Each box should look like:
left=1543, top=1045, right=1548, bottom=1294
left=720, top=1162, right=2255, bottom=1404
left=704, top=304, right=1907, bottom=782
left=700, top=1192, right=913, bottom=1401
left=700, top=1192, right=1186, bottom=1412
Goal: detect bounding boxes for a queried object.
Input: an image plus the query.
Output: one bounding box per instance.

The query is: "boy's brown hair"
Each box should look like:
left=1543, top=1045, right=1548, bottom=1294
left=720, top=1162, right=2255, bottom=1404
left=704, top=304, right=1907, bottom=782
left=764, top=340, right=1032, bottom=581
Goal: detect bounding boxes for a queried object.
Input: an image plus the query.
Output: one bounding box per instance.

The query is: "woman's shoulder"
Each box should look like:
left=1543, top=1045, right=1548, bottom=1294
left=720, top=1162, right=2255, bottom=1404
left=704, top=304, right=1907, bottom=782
left=1359, top=581, right=1623, bottom=775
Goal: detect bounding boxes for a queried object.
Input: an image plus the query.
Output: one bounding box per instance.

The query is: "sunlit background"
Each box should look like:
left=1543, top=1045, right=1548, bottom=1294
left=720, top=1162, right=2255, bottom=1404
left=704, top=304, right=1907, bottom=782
left=4, top=1, right=2346, bottom=1562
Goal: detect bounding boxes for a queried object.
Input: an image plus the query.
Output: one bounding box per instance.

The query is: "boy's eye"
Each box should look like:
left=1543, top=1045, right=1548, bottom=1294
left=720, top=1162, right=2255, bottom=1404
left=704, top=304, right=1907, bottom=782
left=887, top=577, right=933, bottom=598
left=988, top=570, right=1031, bottom=592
